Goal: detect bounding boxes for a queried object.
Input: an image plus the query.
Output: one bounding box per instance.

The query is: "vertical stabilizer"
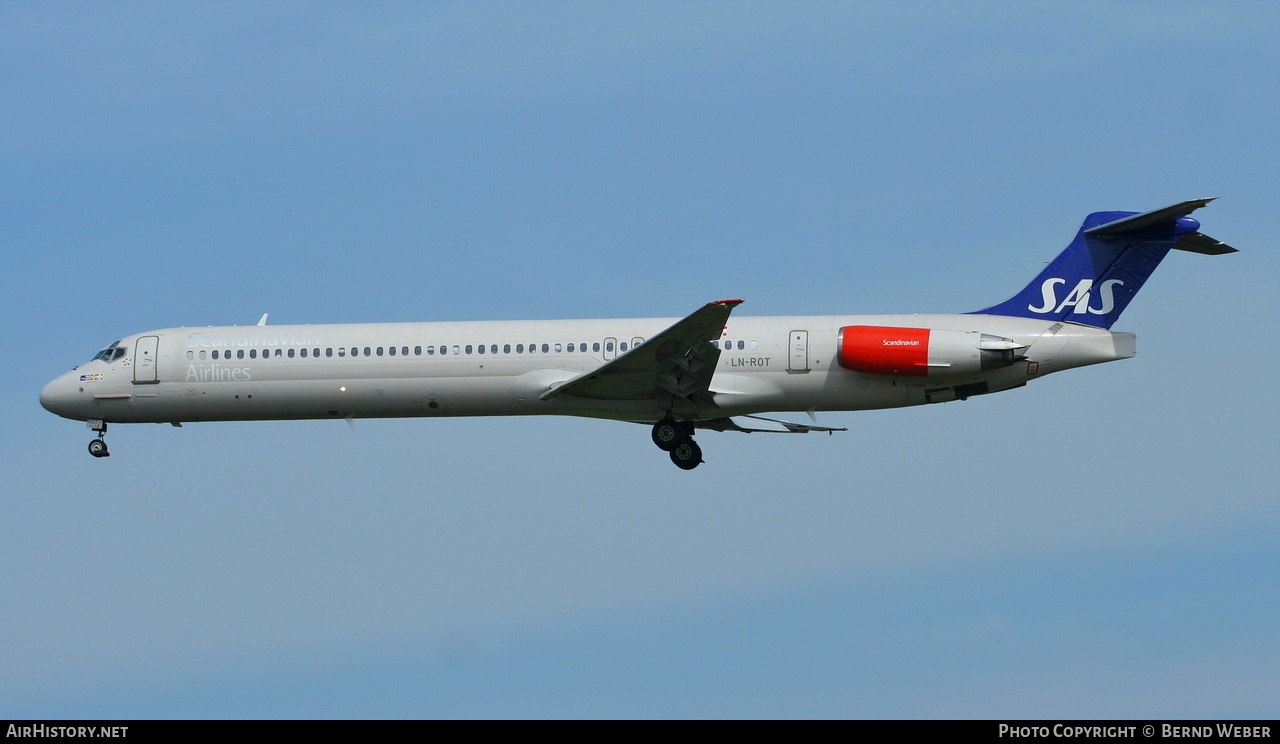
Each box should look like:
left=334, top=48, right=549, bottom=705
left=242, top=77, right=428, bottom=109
left=971, top=199, right=1235, bottom=329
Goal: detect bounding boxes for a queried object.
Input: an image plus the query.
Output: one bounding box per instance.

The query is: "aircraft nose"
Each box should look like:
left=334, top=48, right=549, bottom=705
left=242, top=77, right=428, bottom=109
left=40, top=373, right=83, bottom=420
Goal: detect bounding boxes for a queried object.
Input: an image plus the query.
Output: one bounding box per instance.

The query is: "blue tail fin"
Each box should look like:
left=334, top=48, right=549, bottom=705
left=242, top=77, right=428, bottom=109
left=972, top=198, right=1236, bottom=329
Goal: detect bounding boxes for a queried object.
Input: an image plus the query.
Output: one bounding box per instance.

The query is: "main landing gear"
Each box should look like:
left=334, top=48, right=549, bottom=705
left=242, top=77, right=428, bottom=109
left=652, top=416, right=703, bottom=470
left=88, top=421, right=110, bottom=458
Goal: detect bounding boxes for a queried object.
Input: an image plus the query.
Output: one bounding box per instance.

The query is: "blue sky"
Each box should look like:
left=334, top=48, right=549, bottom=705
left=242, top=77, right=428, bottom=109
left=3, top=2, right=1277, bottom=718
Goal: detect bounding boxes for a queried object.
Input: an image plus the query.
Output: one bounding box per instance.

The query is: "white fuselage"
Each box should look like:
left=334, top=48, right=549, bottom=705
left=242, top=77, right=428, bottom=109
left=40, top=313, right=1134, bottom=427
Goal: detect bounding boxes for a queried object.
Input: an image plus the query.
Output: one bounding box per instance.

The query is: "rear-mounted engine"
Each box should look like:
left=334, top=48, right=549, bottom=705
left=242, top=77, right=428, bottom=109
left=837, top=326, right=1027, bottom=377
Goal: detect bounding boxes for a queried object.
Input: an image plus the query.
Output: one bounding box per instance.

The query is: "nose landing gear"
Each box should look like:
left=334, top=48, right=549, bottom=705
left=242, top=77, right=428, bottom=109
left=87, top=421, right=110, bottom=458
left=652, top=417, right=703, bottom=470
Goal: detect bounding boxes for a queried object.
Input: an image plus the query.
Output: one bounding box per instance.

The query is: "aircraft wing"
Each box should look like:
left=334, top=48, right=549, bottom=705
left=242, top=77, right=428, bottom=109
left=539, top=299, right=743, bottom=403
left=696, top=414, right=848, bottom=435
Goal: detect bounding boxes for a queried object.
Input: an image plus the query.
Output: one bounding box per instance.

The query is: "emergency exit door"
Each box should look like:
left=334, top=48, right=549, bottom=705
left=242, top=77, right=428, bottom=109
left=788, top=330, right=809, bottom=373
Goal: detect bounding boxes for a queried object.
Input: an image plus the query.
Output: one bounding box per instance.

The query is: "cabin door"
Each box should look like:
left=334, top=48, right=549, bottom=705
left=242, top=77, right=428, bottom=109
left=134, top=336, right=160, bottom=384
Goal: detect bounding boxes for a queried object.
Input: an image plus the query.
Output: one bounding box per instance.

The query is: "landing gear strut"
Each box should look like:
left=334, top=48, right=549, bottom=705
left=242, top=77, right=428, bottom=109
left=651, top=416, right=703, bottom=470
left=88, top=421, right=110, bottom=458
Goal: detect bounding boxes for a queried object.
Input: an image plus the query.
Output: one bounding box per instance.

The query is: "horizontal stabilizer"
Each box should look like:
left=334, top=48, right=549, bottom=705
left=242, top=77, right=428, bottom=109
left=1084, top=197, right=1216, bottom=235
left=1172, top=231, right=1237, bottom=255
left=1081, top=197, right=1236, bottom=255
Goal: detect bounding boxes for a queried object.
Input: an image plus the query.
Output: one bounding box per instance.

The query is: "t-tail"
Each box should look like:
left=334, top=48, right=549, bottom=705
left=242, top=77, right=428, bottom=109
left=972, top=198, right=1236, bottom=329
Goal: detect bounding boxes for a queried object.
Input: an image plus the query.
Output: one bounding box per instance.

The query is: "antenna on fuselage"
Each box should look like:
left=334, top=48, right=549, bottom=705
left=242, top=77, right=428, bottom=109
left=256, top=313, right=268, bottom=326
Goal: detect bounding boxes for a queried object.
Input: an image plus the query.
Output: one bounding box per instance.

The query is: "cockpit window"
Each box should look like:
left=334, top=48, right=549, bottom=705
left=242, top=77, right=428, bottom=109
left=91, top=342, right=126, bottom=363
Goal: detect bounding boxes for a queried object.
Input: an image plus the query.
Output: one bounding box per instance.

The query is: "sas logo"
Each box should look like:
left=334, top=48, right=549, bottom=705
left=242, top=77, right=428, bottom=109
left=1028, top=278, right=1124, bottom=316
left=79, top=373, right=103, bottom=382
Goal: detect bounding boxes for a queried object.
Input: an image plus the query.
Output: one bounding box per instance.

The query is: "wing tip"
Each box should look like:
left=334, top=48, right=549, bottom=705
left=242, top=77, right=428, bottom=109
left=708, top=298, right=744, bottom=307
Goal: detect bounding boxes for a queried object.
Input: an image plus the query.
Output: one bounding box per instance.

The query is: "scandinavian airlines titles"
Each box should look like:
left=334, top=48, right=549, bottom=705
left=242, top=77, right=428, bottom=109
left=187, top=331, right=321, bottom=348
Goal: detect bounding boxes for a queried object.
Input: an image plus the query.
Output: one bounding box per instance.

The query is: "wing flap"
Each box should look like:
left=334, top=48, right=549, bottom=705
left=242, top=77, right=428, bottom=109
left=697, top=414, right=847, bottom=435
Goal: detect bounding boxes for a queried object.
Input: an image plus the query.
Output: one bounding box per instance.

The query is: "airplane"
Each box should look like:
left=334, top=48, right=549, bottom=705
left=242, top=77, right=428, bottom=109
left=40, top=198, right=1235, bottom=470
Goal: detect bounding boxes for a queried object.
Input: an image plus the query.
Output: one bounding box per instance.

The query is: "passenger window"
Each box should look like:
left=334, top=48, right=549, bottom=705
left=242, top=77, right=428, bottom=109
left=388, top=346, right=395, bottom=356
left=516, top=344, right=524, bottom=353
left=504, top=344, right=511, bottom=354
left=466, top=345, right=473, bottom=354
left=478, top=344, right=486, bottom=354
left=541, top=343, right=549, bottom=353
left=453, top=345, right=461, bottom=355
left=186, top=351, right=194, bottom=360
left=363, top=347, right=371, bottom=357
left=338, top=348, right=346, bottom=357
left=554, top=343, right=562, bottom=353
left=377, top=347, right=384, bottom=356
left=750, top=340, right=758, bottom=350
left=249, top=349, right=257, bottom=359
left=416, top=346, right=423, bottom=355
left=490, top=344, right=497, bottom=354
left=237, top=350, right=245, bottom=359
left=593, top=342, right=600, bottom=352
left=199, top=350, right=207, bottom=360
left=289, top=348, right=297, bottom=358
left=567, top=343, right=575, bottom=352
left=620, top=342, right=628, bottom=352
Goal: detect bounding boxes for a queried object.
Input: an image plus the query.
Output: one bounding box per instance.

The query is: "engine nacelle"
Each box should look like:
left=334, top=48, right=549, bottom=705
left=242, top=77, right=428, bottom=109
left=837, top=326, right=1027, bottom=378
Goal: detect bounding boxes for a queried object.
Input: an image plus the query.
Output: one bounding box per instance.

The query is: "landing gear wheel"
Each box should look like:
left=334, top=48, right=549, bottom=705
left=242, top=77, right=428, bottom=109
left=88, top=439, right=110, bottom=458
left=651, top=418, right=685, bottom=451
left=669, top=439, right=702, bottom=470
